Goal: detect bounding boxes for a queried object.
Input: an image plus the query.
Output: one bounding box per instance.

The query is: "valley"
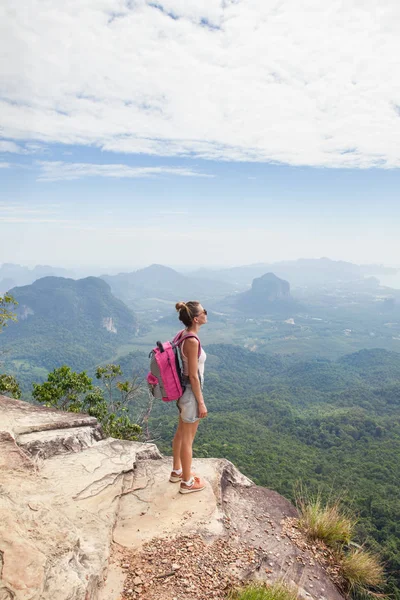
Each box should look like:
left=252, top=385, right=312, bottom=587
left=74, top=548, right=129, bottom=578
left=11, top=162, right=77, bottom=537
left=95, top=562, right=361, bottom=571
left=1, top=258, right=400, bottom=596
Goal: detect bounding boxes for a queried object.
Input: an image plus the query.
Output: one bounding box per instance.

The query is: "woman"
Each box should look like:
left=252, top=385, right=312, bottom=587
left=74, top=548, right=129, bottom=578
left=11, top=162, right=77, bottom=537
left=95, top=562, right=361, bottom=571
left=170, top=300, right=208, bottom=494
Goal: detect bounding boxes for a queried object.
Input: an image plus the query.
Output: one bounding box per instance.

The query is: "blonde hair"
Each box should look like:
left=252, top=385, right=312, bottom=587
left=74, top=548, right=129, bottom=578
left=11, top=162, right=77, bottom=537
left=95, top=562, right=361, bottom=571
left=175, top=301, right=201, bottom=327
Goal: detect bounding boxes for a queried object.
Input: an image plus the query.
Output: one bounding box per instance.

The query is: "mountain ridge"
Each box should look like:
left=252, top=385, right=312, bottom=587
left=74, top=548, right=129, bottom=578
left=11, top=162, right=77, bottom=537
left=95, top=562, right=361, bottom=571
left=2, top=276, right=139, bottom=373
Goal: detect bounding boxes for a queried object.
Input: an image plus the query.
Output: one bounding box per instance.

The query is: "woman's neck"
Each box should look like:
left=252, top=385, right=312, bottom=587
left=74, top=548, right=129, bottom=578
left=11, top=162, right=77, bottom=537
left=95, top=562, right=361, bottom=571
left=186, top=324, right=200, bottom=335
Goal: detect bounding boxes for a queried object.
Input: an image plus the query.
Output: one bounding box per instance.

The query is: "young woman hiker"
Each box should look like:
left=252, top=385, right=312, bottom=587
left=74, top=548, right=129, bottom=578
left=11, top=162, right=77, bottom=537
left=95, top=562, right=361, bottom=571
left=170, top=301, right=208, bottom=494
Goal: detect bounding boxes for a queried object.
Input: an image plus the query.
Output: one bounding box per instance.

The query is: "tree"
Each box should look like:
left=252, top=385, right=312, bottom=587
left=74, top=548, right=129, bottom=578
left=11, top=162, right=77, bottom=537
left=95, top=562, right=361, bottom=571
left=93, top=364, right=143, bottom=439
left=32, top=365, right=93, bottom=410
left=32, top=364, right=142, bottom=441
left=0, top=374, right=22, bottom=399
left=95, top=364, right=142, bottom=413
left=0, top=293, right=18, bottom=331
left=0, top=294, right=22, bottom=398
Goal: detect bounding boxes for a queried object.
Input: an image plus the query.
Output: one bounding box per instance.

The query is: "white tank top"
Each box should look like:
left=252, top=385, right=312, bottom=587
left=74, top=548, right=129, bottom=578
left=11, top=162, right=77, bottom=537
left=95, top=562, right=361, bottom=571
left=180, top=338, right=206, bottom=380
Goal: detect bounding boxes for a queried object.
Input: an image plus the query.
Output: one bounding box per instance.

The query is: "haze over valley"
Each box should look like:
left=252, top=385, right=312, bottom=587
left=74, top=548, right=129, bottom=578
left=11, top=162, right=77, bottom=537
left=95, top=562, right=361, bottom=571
left=2, top=256, right=400, bottom=385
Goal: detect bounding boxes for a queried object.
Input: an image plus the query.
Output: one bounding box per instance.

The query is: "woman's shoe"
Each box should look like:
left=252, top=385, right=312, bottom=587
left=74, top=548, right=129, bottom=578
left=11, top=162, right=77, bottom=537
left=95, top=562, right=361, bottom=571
left=169, top=470, right=195, bottom=483
left=169, top=470, right=182, bottom=483
left=179, top=476, right=205, bottom=494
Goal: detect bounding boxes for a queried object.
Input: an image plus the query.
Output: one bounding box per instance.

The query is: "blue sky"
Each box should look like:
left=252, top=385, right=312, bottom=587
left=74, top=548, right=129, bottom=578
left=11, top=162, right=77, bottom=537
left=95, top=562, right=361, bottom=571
left=1, top=1, right=400, bottom=269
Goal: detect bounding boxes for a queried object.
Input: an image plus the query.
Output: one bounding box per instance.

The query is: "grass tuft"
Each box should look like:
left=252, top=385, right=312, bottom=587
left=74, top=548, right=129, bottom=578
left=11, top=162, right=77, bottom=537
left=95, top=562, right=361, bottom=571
left=296, top=490, right=356, bottom=546
left=228, top=581, right=299, bottom=600
left=340, top=547, right=385, bottom=595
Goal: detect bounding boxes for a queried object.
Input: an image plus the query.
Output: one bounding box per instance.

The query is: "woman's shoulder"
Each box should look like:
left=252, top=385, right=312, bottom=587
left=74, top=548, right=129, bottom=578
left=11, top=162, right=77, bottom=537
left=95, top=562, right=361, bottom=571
left=183, top=336, right=200, bottom=353
left=184, top=336, right=199, bottom=346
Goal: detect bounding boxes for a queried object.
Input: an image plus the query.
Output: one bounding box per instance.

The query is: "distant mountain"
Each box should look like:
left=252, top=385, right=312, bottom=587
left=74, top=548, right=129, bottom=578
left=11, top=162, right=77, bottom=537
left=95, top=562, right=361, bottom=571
left=188, top=258, right=399, bottom=289
left=2, top=276, right=138, bottom=373
left=0, top=263, right=74, bottom=293
left=233, top=272, right=299, bottom=315
left=101, top=264, right=236, bottom=308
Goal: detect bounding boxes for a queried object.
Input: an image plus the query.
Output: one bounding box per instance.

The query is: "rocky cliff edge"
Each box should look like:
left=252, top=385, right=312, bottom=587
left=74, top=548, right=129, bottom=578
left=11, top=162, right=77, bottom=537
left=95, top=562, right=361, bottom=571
left=0, top=395, right=344, bottom=600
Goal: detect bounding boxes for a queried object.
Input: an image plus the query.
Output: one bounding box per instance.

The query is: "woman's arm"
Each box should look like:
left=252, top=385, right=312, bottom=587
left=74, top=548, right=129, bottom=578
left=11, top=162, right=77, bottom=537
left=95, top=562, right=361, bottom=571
left=185, top=337, right=208, bottom=418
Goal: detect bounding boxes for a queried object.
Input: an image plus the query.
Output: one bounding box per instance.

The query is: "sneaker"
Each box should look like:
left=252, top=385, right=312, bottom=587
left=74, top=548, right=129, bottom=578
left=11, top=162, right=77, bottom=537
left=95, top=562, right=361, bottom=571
left=169, top=470, right=195, bottom=483
left=179, top=476, right=206, bottom=494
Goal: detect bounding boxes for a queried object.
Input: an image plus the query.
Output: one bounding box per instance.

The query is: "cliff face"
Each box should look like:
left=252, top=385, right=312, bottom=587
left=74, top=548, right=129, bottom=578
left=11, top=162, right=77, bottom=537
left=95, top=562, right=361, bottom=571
left=0, top=396, right=344, bottom=600
left=251, top=272, right=291, bottom=301
left=235, top=272, right=297, bottom=315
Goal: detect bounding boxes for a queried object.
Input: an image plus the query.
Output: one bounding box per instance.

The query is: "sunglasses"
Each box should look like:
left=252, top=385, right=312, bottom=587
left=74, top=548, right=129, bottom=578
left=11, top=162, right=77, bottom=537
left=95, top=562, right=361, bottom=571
left=199, top=309, right=207, bottom=316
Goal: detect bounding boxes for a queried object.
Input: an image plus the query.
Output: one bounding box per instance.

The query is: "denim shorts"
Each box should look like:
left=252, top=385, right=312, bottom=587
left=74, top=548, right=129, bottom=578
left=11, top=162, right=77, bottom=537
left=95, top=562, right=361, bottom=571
left=177, top=383, right=199, bottom=423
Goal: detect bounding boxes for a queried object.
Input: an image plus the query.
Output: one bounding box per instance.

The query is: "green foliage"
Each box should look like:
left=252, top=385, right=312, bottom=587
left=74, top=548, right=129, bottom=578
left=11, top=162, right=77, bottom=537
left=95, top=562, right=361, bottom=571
left=0, top=293, right=18, bottom=330
left=0, top=293, right=22, bottom=399
left=32, top=366, right=93, bottom=410
left=93, top=364, right=143, bottom=439
left=0, top=373, right=22, bottom=399
left=95, top=364, right=142, bottom=410
left=228, top=582, right=298, bottom=600
left=33, top=365, right=142, bottom=441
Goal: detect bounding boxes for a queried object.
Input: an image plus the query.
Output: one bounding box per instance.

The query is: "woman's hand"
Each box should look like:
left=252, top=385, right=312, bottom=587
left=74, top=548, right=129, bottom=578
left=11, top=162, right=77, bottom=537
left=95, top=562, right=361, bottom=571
left=198, top=401, right=208, bottom=419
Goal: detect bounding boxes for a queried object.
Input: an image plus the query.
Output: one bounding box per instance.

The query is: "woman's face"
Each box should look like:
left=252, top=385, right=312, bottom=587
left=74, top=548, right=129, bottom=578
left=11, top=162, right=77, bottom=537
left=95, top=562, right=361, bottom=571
left=194, top=304, right=208, bottom=326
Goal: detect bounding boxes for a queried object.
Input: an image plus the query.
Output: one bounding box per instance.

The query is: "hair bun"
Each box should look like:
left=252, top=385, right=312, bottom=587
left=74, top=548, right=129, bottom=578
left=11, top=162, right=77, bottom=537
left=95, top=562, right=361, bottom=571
left=175, top=301, right=186, bottom=312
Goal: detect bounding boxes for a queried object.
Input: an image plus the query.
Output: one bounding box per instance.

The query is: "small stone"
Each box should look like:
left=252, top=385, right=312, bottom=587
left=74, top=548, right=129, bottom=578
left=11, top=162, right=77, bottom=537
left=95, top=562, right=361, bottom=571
left=161, top=558, right=168, bottom=564
left=133, top=577, right=142, bottom=586
left=172, top=563, right=180, bottom=570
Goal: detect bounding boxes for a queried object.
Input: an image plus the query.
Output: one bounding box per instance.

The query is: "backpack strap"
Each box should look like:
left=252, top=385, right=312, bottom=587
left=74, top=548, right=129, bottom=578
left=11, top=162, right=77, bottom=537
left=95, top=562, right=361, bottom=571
left=173, top=330, right=202, bottom=358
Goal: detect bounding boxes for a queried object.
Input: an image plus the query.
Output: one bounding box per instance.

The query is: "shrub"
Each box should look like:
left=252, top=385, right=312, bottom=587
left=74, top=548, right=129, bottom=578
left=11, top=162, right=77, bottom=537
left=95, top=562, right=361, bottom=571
left=228, top=582, right=298, bottom=600
left=340, top=547, right=385, bottom=596
left=296, top=490, right=355, bottom=546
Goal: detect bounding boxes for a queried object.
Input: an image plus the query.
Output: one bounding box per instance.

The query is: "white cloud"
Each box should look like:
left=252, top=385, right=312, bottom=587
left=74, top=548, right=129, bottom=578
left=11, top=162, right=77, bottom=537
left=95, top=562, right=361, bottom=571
left=36, top=161, right=212, bottom=181
left=0, top=141, right=24, bottom=154
left=0, top=162, right=11, bottom=168
left=0, top=140, right=47, bottom=154
left=1, top=1, right=400, bottom=167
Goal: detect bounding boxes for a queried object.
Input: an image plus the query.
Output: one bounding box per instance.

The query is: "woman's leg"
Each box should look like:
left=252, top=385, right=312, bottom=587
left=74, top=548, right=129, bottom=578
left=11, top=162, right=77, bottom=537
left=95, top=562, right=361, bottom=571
left=172, top=417, right=183, bottom=472
left=180, top=420, right=199, bottom=481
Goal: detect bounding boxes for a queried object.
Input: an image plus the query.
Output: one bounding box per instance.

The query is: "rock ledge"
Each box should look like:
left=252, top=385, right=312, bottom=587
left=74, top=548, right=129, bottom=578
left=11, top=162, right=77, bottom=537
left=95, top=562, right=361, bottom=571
left=0, top=396, right=344, bottom=600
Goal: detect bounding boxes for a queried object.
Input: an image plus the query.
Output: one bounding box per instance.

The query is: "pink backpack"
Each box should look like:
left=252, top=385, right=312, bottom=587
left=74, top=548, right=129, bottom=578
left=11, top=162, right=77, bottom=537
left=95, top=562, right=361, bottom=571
left=147, top=330, right=201, bottom=402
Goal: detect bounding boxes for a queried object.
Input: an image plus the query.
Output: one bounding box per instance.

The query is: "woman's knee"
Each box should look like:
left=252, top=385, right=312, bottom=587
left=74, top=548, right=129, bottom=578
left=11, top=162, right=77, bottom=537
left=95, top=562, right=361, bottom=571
left=181, top=421, right=199, bottom=441
left=173, top=418, right=184, bottom=439
left=173, top=427, right=183, bottom=443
